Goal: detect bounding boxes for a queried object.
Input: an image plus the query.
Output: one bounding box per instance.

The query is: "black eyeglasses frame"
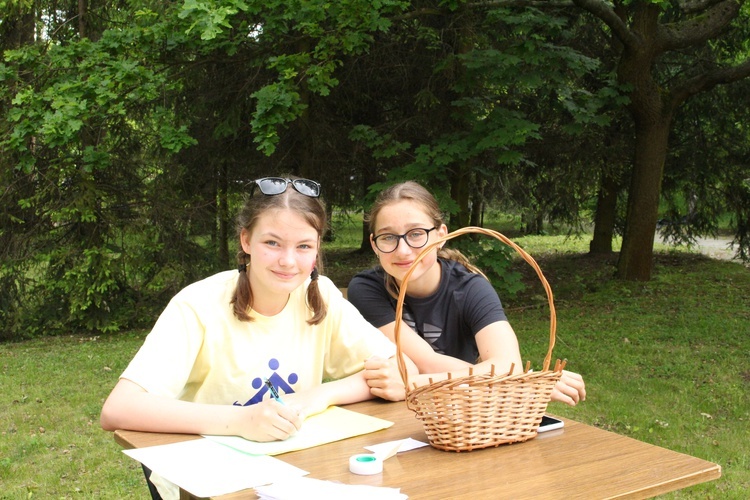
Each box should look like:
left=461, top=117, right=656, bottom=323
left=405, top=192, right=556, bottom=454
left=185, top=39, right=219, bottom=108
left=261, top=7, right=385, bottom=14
left=250, top=177, right=321, bottom=198
left=372, top=227, right=437, bottom=253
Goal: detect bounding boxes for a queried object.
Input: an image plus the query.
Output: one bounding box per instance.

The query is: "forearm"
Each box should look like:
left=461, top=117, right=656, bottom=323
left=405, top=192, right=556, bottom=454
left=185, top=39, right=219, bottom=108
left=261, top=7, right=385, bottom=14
left=315, top=371, right=374, bottom=406
left=417, top=352, right=472, bottom=374
left=101, top=383, right=245, bottom=436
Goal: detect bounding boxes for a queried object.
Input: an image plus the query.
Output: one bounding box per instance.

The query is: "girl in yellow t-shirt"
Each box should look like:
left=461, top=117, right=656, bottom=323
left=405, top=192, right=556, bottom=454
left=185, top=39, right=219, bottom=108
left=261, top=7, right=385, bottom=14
left=101, top=176, right=403, bottom=499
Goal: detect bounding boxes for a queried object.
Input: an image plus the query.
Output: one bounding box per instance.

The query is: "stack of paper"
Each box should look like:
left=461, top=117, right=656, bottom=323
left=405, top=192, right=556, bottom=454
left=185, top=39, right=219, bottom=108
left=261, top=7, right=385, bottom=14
left=122, top=406, right=398, bottom=498
left=123, top=438, right=307, bottom=498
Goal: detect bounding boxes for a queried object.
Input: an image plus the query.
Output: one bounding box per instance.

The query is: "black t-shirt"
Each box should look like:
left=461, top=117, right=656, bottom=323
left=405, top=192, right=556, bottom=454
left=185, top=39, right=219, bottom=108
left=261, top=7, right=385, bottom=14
left=348, top=259, right=507, bottom=363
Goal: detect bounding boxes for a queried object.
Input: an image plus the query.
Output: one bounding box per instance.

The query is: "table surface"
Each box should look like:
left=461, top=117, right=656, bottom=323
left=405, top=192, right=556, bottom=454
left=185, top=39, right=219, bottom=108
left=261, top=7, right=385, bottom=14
left=115, top=400, right=721, bottom=499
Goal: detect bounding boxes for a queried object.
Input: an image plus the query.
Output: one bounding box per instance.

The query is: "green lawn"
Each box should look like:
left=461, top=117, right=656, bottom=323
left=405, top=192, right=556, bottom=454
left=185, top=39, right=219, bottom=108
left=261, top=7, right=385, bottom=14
left=1, top=235, right=748, bottom=499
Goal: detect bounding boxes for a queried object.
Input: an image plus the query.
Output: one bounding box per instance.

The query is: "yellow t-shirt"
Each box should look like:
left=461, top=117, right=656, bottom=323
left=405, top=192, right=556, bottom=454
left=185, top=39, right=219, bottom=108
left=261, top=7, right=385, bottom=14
left=121, top=270, right=395, bottom=405
left=121, top=271, right=396, bottom=499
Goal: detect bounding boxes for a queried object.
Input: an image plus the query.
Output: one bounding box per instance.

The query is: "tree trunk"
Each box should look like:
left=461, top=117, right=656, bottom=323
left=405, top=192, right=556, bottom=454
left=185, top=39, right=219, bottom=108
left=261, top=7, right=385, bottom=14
left=469, top=183, right=484, bottom=227
left=613, top=5, right=668, bottom=281
left=78, top=0, right=87, bottom=39
left=573, top=1, right=750, bottom=277
left=589, top=170, right=619, bottom=254
left=217, top=161, right=230, bottom=267
left=449, top=168, right=471, bottom=229
left=616, top=116, right=670, bottom=280
left=358, top=165, right=379, bottom=252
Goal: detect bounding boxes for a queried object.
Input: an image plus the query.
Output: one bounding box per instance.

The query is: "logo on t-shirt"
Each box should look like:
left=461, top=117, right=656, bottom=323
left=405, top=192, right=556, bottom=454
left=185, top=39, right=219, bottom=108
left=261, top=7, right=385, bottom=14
left=233, top=358, right=298, bottom=406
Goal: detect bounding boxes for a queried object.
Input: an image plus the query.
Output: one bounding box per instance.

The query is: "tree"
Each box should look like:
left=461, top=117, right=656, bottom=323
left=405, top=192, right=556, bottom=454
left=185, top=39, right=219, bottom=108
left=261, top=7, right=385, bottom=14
left=0, top=2, right=204, bottom=337
left=571, top=0, right=750, bottom=280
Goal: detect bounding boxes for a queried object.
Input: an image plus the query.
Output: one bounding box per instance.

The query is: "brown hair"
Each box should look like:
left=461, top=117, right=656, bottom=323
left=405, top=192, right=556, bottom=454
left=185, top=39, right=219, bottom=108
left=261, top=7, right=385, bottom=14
left=231, top=178, right=327, bottom=324
left=366, top=181, right=486, bottom=298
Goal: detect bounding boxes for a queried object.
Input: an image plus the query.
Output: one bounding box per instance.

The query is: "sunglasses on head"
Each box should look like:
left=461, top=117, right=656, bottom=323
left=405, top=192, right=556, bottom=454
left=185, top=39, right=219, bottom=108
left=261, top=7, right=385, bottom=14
left=250, top=177, right=321, bottom=198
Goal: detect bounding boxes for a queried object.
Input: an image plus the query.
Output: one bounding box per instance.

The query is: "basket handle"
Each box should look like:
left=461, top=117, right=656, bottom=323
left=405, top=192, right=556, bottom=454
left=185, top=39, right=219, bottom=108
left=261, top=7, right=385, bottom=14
left=394, top=226, right=557, bottom=392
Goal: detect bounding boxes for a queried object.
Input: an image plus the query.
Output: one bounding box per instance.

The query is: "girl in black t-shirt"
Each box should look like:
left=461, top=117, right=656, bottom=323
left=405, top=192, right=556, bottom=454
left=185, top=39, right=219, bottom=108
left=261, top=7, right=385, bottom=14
left=350, top=181, right=586, bottom=406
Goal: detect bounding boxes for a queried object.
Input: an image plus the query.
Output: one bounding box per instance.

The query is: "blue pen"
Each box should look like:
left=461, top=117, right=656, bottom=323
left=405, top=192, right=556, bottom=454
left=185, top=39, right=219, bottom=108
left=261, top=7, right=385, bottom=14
left=263, top=378, right=285, bottom=405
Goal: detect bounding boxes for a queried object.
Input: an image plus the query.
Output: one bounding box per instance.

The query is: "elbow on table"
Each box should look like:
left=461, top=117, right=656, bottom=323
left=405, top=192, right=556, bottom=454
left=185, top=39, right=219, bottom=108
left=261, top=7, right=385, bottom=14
left=99, top=395, right=122, bottom=431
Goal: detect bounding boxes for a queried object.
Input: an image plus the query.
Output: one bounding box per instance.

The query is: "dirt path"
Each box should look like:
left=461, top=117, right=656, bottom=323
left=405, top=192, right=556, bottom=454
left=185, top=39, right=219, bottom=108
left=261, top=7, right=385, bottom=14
left=693, top=236, right=737, bottom=261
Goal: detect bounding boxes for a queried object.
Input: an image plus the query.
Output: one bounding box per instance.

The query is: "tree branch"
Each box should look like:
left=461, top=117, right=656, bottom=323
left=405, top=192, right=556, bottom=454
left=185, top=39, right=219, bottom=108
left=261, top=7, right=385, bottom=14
left=659, top=0, right=741, bottom=51
left=463, top=0, right=574, bottom=7
left=679, top=0, right=731, bottom=14
left=669, top=58, right=750, bottom=108
left=393, top=0, right=576, bottom=21
left=571, top=0, right=637, bottom=48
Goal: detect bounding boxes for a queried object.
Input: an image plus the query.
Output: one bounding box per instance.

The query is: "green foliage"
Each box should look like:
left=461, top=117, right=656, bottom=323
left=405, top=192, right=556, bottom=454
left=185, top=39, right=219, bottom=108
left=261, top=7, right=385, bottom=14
left=1, top=0, right=747, bottom=339
left=250, top=82, right=305, bottom=155
left=179, top=0, right=250, bottom=40
left=348, top=125, right=411, bottom=160
left=177, top=0, right=410, bottom=154
left=0, top=9, right=215, bottom=339
left=453, top=237, right=525, bottom=299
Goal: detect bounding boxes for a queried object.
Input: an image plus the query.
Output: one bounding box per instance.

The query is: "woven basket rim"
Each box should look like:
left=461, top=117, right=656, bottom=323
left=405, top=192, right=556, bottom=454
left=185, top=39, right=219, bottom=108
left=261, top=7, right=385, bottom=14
left=394, top=226, right=558, bottom=393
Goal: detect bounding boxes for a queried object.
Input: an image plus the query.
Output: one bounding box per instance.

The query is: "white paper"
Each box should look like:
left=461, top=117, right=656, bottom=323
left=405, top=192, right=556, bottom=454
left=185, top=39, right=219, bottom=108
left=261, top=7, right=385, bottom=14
left=123, top=438, right=308, bottom=498
left=365, top=438, right=429, bottom=457
left=205, top=406, right=393, bottom=456
left=255, top=476, right=408, bottom=500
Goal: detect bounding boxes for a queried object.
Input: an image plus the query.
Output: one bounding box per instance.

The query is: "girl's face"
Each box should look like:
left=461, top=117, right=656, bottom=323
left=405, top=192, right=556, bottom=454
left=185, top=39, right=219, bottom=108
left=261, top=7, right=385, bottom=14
left=240, top=208, right=319, bottom=310
left=371, top=200, right=447, bottom=295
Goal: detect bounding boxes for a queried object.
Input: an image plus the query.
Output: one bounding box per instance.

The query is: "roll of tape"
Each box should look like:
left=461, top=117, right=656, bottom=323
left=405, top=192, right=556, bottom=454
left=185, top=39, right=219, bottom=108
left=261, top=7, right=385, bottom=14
left=349, top=453, right=383, bottom=475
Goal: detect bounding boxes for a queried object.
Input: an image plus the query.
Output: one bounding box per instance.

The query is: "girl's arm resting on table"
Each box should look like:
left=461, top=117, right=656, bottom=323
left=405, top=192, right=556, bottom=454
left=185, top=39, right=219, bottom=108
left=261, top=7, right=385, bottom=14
left=475, top=323, right=586, bottom=406
left=363, top=319, right=587, bottom=406
left=100, top=378, right=302, bottom=442
left=101, top=372, right=376, bottom=440
left=283, top=370, right=374, bottom=418
left=394, top=320, right=523, bottom=386
left=378, top=321, right=471, bottom=373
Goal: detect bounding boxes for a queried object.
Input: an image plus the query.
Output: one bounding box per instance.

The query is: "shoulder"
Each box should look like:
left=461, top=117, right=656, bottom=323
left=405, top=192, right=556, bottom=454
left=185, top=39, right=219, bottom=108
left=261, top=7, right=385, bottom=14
left=348, top=267, right=386, bottom=291
left=347, top=267, right=393, bottom=319
left=174, top=270, right=238, bottom=304
left=293, top=275, right=347, bottom=308
left=440, top=259, right=496, bottom=296
left=442, top=259, right=483, bottom=285
left=315, top=275, right=342, bottom=299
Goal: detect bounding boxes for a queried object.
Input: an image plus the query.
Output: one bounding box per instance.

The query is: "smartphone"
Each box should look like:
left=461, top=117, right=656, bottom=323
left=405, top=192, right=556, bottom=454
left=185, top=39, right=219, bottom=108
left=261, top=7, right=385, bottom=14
left=537, top=415, right=564, bottom=433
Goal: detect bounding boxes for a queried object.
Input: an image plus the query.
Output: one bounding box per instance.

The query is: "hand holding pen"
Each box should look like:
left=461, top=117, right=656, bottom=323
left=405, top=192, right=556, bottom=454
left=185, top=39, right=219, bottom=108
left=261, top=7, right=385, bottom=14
left=264, top=378, right=286, bottom=405
left=235, top=380, right=300, bottom=442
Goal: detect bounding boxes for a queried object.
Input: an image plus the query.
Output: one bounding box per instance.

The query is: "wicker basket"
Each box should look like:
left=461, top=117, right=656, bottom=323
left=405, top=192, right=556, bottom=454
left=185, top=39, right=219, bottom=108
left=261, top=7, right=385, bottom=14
left=394, top=226, right=564, bottom=452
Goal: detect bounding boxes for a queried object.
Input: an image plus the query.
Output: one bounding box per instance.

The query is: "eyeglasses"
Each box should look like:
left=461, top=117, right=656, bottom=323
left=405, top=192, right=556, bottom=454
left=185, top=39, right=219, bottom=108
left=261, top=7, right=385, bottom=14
left=372, top=227, right=437, bottom=253
left=250, top=177, right=321, bottom=198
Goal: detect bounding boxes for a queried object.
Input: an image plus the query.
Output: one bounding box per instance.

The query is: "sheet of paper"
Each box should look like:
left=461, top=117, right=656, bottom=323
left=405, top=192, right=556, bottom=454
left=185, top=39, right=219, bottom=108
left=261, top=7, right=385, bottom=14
left=123, top=438, right=308, bottom=498
left=365, top=437, right=429, bottom=457
left=255, top=476, right=408, bottom=500
left=205, top=406, right=393, bottom=456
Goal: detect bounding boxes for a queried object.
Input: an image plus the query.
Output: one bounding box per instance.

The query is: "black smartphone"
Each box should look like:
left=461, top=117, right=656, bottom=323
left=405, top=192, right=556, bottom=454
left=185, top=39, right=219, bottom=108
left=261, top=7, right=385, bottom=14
left=538, top=415, right=564, bottom=433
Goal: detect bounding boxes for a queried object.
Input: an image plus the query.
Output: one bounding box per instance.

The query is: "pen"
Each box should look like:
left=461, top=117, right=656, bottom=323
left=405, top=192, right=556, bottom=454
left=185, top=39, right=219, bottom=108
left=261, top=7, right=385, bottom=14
left=263, top=378, right=285, bottom=405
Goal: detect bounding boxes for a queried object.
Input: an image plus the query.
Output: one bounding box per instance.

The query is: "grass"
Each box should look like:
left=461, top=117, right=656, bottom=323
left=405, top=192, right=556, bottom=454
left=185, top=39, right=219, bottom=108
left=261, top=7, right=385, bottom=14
left=1, top=226, right=748, bottom=499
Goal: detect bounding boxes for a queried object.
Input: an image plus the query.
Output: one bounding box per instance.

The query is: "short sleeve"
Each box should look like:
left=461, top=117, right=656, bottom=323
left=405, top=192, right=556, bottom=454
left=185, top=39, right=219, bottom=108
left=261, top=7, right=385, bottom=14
left=120, top=295, right=205, bottom=398
left=318, top=277, right=396, bottom=380
left=460, top=274, right=507, bottom=335
left=348, top=269, right=397, bottom=328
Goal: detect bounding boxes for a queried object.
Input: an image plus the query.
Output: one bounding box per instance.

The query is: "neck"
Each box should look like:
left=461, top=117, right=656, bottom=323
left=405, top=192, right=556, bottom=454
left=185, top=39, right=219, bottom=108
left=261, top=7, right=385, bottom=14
left=401, top=260, right=442, bottom=298
left=252, top=293, right=289, bottom=316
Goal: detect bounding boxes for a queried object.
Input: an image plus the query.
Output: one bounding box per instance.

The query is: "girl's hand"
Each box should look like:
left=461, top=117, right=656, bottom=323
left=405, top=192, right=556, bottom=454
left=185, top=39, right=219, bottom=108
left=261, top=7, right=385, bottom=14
left=363, top=356, right=408, bottom=401
left=550, top=370, right=586, bottom=406
left=237, top=400, right=302, bottom=442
